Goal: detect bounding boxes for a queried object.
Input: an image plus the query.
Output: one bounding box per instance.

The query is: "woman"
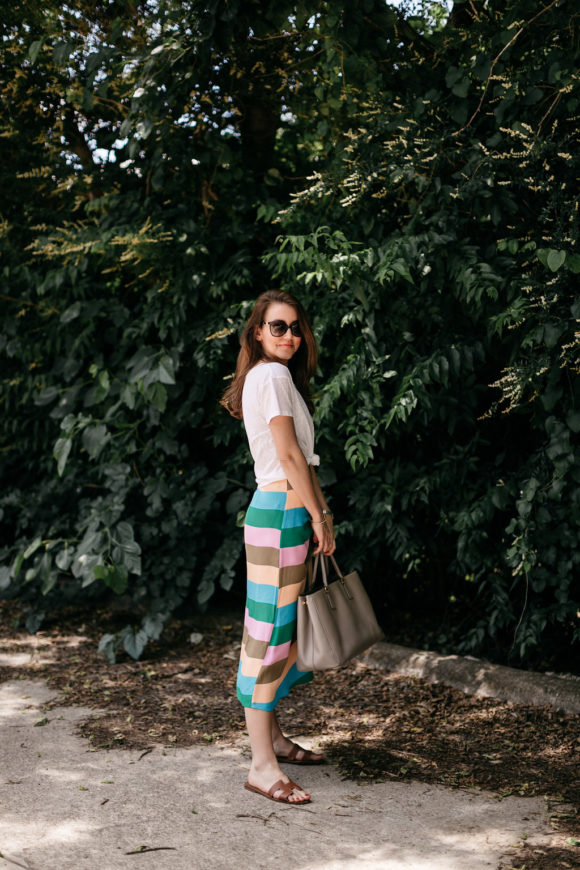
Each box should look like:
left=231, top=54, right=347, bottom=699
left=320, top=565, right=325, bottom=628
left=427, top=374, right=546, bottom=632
left=221, top=289, right=336, bottom=806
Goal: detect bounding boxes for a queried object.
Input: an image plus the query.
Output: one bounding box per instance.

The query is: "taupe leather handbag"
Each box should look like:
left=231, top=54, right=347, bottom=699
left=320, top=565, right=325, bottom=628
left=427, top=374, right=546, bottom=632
left=297, top=554, right=383, bottom=671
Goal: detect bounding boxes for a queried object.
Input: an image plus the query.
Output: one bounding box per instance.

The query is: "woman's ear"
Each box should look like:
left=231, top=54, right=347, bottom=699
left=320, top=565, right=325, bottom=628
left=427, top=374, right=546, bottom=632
left=254, top=323, right=263, bottom=343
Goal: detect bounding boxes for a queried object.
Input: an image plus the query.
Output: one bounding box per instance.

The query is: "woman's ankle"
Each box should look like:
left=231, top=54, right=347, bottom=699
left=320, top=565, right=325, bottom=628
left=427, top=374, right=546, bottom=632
left=249, top=753, right=279, bottom=775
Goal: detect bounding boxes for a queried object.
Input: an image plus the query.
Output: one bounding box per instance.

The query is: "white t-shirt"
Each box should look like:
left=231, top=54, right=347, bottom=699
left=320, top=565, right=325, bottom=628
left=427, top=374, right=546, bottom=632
left=242, top=362, right=320, bottom=487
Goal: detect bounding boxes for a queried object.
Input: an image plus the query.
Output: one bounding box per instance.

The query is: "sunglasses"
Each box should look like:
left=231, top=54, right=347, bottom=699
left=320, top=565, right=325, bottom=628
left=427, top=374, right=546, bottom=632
left=261, top=319, right=302, bottom=338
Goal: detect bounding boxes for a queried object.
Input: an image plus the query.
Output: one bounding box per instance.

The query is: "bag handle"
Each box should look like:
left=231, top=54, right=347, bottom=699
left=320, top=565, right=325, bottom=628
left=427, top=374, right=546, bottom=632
left=309, top=553, right=345, bottom=590
left=327, top=553, right=344, bottom=580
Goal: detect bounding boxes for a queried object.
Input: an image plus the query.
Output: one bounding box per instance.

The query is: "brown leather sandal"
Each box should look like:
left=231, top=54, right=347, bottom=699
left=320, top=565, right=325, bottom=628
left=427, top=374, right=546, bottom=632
left=276, top=742, right=325, bottom=765
left=244, top=778, right=311, bottom=804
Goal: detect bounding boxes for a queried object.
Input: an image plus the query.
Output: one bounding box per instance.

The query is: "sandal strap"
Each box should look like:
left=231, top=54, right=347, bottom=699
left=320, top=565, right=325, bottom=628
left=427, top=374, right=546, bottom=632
left=286, top=743, right=300, bottom=762
left=287, top=742, right=317, bottom=762
left=268, top=779, right=294, bottom=799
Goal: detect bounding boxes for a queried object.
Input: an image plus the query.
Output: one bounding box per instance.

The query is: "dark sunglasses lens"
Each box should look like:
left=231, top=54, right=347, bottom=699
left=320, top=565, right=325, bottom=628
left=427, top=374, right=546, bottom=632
left=269, top=320, right=302, bottom=337
left=270, top=320, right=288, bottom=336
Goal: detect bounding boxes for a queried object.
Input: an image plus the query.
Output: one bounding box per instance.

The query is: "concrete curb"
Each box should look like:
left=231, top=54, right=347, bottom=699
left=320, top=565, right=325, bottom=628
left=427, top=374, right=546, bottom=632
left=360, top=642, right=580, bottom=714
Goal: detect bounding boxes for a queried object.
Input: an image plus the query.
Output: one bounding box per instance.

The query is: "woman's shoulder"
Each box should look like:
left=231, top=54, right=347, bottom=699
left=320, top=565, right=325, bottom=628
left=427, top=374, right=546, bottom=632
left=246, top=362, right=293, bottom=382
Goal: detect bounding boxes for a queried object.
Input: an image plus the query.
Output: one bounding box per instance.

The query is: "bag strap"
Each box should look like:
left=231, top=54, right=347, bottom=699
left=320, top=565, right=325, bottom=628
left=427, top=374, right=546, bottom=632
left=320, top=554, right=328, bottom=588
left=309, top=553, right=344, bottom=590
left=309, top=554, right=325, bottom=590
left=328, top=553, right=344, bottom=580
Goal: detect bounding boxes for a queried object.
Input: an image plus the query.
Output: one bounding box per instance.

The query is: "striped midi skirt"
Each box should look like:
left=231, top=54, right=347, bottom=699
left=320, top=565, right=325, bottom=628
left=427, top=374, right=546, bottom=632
left=236, top=480, right=313, bottom=710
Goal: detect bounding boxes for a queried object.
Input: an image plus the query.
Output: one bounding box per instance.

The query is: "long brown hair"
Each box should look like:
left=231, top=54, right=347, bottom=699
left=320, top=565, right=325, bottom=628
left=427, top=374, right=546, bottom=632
left=220, top=290, right=318, bottom=419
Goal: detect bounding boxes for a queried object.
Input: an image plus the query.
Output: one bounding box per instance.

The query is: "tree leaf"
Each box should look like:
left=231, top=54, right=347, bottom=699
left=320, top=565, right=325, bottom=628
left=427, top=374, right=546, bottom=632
left=142, top=613, right=166, bottom=640
left=116, top=522, right=135, bottom=546
left=55, top=547, right=73, bottom=571
left=97, top=633, right=118, bottom=664
left=158, top=356, right=176, bottom=385
left=82, top=424, right=110, bottom=459
left=28, top=39, right=43, bottom=64
left=0, top=566, right=12, bottom=590
left=147, top=382, right=167, bottom=411
left=23, top=537, right=43, bottom=559
left=60, top=302, right=81, bottom=324
left=121, top=383, right=136, bottom=409
left=103, top=564, right=129, bottom=594
left=546, top=249, right=566, bottom=272
left=53, top=437, right=72, bottom=477
left=35, top=386, right=58, bottom=406
left=123, top=627, right=148, bottom=660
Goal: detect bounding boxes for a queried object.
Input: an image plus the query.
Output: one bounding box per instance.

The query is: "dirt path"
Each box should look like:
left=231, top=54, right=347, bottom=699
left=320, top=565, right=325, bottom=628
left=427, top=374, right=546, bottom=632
left=0, top=678, right=559, bottom=870
left=0, top=604, right=578, bottom=869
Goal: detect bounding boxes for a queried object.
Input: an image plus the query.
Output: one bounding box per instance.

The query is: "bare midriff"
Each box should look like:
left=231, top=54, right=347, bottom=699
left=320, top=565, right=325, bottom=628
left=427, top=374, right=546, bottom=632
left=258, top=479, right=293, bottom=492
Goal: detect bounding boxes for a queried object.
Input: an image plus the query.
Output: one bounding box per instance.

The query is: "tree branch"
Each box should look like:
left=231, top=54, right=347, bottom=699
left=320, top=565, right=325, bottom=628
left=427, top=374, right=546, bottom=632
left=362, top=13, right=435, bottom=60
left=62, top=107, right=95, bottom=172
left=456, top=0, right=561, bottom=134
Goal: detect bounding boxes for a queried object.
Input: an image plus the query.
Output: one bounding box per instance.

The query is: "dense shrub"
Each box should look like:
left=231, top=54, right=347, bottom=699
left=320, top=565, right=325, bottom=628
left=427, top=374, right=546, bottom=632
left=1, top=0, right=578, bottom=668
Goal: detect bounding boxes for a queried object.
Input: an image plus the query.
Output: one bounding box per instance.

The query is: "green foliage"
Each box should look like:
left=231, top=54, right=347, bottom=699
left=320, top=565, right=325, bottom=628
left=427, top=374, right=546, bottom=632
left=0, top=0, right=578, bottom=667
left=265, top=0, right=580, bottom=665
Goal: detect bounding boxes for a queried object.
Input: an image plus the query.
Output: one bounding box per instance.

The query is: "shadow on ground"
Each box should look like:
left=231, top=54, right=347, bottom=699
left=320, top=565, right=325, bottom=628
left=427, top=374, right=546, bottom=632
left=0, top=602, right=578, bottom=869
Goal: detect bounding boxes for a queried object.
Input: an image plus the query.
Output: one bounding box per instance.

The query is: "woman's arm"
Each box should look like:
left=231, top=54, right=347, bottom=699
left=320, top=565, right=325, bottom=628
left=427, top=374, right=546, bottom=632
left=269, top=415, right=335, bottom=555
left=309, top=466, right=334, bottom=540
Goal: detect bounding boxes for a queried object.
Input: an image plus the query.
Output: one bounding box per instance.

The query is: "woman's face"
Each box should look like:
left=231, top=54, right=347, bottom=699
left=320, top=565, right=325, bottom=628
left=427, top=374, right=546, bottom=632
left=255, top=302, right=302, bottom=366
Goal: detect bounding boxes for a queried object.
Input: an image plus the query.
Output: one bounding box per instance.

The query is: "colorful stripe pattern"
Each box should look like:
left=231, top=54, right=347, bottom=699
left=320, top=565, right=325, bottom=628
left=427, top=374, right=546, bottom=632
left=237, top=481, right=313, bottom=710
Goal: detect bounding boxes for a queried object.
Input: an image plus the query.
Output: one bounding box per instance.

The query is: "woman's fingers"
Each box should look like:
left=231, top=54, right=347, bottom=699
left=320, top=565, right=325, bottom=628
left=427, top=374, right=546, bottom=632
left=311, top=522, right=335, bottom=555
left=321, top=531, right=335, bottom=556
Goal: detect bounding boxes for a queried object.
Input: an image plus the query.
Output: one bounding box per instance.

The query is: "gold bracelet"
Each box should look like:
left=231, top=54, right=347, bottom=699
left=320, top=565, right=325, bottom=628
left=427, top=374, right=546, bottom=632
left=311, top=518, right=327, bottom=525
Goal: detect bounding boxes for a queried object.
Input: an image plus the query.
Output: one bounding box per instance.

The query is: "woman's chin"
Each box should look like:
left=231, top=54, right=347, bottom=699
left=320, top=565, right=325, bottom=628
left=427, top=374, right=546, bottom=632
left=271, top=350, right=295, bottom=363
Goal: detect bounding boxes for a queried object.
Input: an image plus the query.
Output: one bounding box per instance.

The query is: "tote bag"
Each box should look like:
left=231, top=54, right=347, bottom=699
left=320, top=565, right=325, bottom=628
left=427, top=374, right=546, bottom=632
left=297, top=554, right=383, bottom=671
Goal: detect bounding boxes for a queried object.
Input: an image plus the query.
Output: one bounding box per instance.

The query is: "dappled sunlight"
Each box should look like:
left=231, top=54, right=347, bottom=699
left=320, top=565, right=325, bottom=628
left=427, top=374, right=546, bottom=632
left=0, top=818, right=98, bottom=850
left=0, top=651, right=56, bottom=667
left=0, top=623, right=572, bottom=870
left=37, top=766, right=86, bottom=784
left=0, top=631, right=89, bottom=671
left=0, top=636, right=54, bottom=650
left=285, top=786, right=549, bottom=870
left=0, top=665, right=554, bottom=870
left=296, top=848, right=469, bottom=870
left=0, top=632, right=89, bottom=650
left=0, top=680, right=56, bottom=719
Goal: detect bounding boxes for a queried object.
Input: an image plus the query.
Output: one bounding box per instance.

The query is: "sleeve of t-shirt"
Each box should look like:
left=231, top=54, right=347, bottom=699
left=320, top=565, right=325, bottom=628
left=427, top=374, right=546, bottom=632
left=258, top=365, right=295, bottom=424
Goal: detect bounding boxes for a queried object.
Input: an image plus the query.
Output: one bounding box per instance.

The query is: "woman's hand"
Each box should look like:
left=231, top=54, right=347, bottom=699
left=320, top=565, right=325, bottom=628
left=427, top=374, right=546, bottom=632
left=311, top=517, right=336, bottom=556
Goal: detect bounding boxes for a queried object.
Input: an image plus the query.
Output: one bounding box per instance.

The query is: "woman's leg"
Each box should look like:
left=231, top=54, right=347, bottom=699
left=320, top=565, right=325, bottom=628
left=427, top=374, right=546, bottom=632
left=270, top=711, right=324, bottom=762
left=240, top=482, right=317, bottom=799
left=245, top=708, right=309, bottom=802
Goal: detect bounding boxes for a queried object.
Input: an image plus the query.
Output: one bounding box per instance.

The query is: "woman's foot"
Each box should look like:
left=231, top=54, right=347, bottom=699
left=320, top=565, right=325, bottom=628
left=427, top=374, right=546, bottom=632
left=244, top=778, right=310, bottom=805
left=247, top=761, right=310, bottom=803
left=273, top=737, right=325, bottom=765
